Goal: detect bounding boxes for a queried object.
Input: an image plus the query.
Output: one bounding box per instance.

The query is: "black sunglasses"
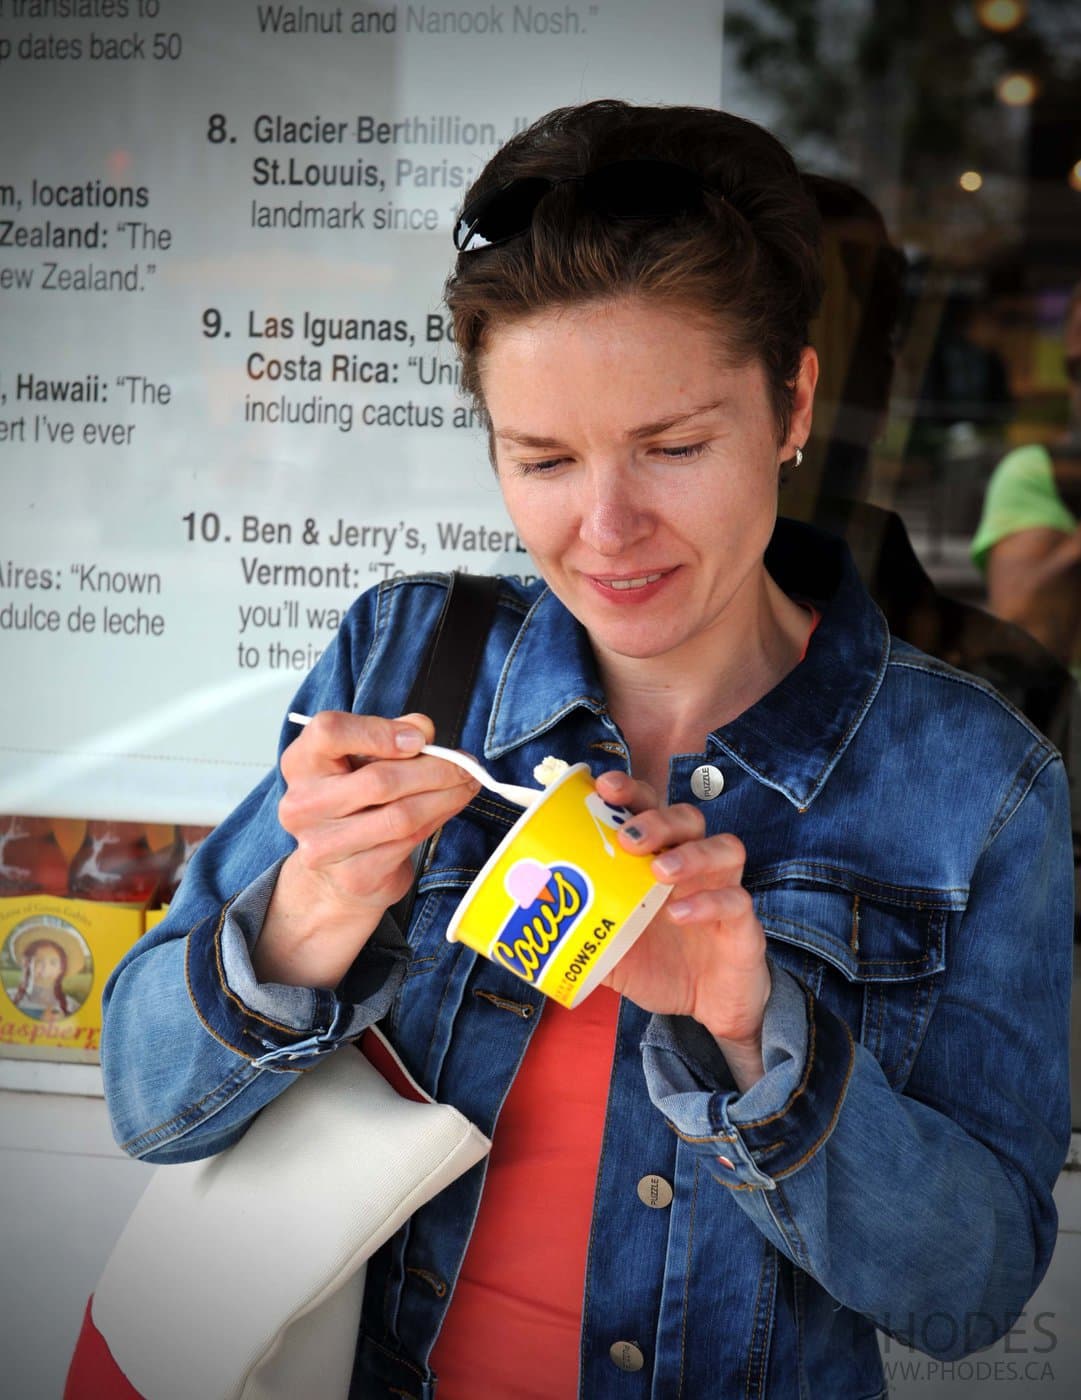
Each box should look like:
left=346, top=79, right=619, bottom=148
left=453, top=159, right=713, bottom=253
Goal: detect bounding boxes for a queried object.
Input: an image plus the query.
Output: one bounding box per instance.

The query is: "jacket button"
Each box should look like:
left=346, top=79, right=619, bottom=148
left=609, top=1341, right=645, bottom=1372
left=636, top=1173, right=673, bottom=1209
left=690, top=764, right=724, bottom=800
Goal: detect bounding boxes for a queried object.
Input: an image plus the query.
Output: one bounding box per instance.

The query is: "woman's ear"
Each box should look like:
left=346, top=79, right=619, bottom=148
left=783, top=345, right=819, bottom=460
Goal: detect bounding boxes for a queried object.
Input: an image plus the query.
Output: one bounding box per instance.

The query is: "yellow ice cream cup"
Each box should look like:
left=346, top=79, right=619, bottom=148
left=445, top=763, right=671, bottom=1008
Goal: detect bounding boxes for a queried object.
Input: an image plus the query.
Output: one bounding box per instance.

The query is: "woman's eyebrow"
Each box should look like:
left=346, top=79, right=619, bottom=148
left=494, top=400, right=727, bottom=450
left=493, top=428, right=568, bottom=449
left=628, top=399, right=726, bottom=438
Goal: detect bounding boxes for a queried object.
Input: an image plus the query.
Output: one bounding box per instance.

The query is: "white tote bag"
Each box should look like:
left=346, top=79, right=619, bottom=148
left=72, top=1030, right=490, bottom=1400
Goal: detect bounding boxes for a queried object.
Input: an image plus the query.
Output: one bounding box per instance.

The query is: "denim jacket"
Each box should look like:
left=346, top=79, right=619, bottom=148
left=102, top=520, right=1073, bottom=1400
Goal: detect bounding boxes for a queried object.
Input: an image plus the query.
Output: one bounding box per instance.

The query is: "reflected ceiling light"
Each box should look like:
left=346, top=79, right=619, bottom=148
left=1069, top=160, right=1081, bottom=193
left=959, top=170, right=984, bottom=192
left=975, top=0, right=1027, bottom=32
left=996, top=72, right=1039, bottom=106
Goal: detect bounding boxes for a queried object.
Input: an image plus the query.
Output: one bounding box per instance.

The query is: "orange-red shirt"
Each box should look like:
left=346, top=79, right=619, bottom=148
left=430, top=986, right=621, bottom=1399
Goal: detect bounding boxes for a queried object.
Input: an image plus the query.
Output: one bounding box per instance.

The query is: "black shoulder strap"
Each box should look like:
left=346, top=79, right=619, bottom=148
left=387, top=572, right=501, bottom=936
left=402, top=572, right=501, bottom=744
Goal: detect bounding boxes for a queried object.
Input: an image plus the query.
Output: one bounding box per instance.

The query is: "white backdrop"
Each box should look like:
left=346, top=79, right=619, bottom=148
left=0, top=0, right=724, bottom=824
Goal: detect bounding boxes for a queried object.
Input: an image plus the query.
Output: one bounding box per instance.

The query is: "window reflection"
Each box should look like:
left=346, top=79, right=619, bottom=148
left=724, top=0, right=1081, bottom=1110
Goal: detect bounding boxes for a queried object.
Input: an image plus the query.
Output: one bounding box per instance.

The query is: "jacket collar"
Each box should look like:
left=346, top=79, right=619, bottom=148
left=485, top=519, right=890, bottom=810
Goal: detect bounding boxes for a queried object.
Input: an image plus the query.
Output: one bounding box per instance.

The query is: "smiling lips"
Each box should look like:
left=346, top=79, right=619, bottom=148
left=606, top=572, right=665, bottom=591
left=587, top=568, right=675, bottom=599
left=588, top=568, right=672, bottom=590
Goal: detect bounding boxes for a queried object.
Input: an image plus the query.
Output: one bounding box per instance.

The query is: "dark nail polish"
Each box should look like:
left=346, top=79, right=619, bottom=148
left=625, top=825, right=644, bottom=841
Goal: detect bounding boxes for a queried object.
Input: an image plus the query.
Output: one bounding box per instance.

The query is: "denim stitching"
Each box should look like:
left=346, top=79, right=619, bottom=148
left=861, top=982, right=886, bottom=1066
left=772, top=1181, right=812, bottom=1270
left=117, top=1061, right=255, bottom=1155
left=792, top=1264, right=808, bottom=1400
left=719, top=613, right=890, bottom=810
left=888, top=654, right=1059, bottom=750
left=772, top=1027, right=857, bottom=1179
left=885, top=971, right=937, bottom=1085
left=362, top=1331, right=428, bottom=1380
left=210, top=895, right=317, bottom=1034
left=984, top=748, right=1058, bottom=848
left=579, top=997, right=626, bottom=1394
left=779, top=1194, right=809, bottom=1263
left=677, top=1157, right=701, bottom=1398
left=728, top=988, right=818, bottom=1130
left=351, top=574, right=395, bottom=700
left=486, top=587, right=607, bottom=755
left=766, top=918, right=941, bottom=972
left=743, top=1242, right=770, bottom=1399
left=463, top=794, right=519, bottom=824
left=749, top=862, right=966, bottom=904
left=183, top=911, right=261, bottom=1058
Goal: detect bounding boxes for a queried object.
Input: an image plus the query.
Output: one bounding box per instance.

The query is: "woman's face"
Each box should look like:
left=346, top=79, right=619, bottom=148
left=483, top=296, right=816, bottom=669
left=28, top=943, right=63, bottom=989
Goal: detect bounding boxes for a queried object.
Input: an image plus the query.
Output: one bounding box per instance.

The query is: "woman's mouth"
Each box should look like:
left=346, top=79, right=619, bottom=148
left=585, top=569, right=676, bottom=602
left=606, top=572, right=665, bottom=591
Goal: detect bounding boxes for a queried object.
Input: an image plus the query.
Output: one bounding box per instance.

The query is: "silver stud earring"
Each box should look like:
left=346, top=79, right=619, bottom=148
left=794, top=447, right=804, bottom=468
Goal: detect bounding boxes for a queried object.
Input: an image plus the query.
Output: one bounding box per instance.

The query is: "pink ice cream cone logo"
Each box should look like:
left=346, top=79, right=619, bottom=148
left=504, top=857, right=559, bottom=908
left=492, top=858, right=593, bottom=984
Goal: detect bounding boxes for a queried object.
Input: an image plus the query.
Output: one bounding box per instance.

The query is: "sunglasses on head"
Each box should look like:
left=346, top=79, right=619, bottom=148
left=453, top=158, right=713, bottom=253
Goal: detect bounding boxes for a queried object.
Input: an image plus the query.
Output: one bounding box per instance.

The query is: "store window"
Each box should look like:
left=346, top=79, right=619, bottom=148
left=723, top=0, right=1081, bottom=1117
left=0, top=0, right=1077, bottom=1117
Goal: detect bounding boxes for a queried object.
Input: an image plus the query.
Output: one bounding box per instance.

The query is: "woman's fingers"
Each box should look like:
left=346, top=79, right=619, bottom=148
left=594, top=768, right=659, bottom=814
left=277, top=709, right=482, bottom=905
left=290, top=783, right=477, bottom=871
left=618, top=804, right=710, bottom=858
left=280, top=751, right=477, bottom=827
left=280, top=709, right=434, bottom=780
left=650, top=831, right=747, bottom=885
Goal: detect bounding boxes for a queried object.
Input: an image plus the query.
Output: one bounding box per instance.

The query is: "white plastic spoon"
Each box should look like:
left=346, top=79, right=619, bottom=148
left=287, top=713, right=541, bottom=808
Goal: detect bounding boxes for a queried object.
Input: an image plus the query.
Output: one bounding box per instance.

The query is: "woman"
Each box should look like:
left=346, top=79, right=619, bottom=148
left=9, top=936, right=76, bottom=1020
left=102, top=102, right=1073, bottom=1398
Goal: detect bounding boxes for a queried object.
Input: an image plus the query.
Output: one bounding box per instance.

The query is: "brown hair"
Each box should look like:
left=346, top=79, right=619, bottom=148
left=444, top=100, right=824, bottom=443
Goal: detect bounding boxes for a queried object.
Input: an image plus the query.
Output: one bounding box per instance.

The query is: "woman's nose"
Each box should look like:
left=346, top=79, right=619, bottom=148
left=577, top=470, right=653, bottom=556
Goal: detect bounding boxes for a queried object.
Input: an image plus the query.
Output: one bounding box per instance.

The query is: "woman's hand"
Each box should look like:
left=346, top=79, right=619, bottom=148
left=596, top=770, right=771, bottom=1091
left=253, top=710, right=479, bottom=989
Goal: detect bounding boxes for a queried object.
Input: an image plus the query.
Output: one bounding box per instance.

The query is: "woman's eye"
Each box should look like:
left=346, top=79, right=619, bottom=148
left=657, top=442, right=708, bottom=461
left=517, top=457, right=567, bottom=475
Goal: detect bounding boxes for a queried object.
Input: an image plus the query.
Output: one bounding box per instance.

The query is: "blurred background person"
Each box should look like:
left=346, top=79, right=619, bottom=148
left=971, top=279, right=1081, bottom=673
left=790, top=174, right=1080, bottom=933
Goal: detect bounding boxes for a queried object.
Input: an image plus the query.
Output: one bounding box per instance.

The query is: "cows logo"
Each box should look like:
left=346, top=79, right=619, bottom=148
left=490, top=857, right=592, bottom=983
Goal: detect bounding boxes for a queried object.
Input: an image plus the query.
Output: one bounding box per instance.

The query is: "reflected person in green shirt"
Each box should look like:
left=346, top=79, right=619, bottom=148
left=971, top=281, right=1081, bottom=675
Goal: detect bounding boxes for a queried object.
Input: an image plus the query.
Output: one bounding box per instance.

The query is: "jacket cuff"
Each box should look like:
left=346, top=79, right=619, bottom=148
left=185, top=860, right=409, bottom=1072
left=640, top=962, right=855, bottom=1189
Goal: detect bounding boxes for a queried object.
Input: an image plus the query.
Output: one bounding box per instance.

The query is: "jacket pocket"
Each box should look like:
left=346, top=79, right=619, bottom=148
left=386, top=795, right=526, bottom=1085
left=402, top=793, right=521, bottom=978
left=749, top=864, right=964, bottom=1090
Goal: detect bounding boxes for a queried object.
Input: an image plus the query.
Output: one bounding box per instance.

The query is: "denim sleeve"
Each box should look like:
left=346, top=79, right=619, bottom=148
left=642, top=752, right=1073, bottom=1359
left=100, top=587, right=409, bottom=1165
